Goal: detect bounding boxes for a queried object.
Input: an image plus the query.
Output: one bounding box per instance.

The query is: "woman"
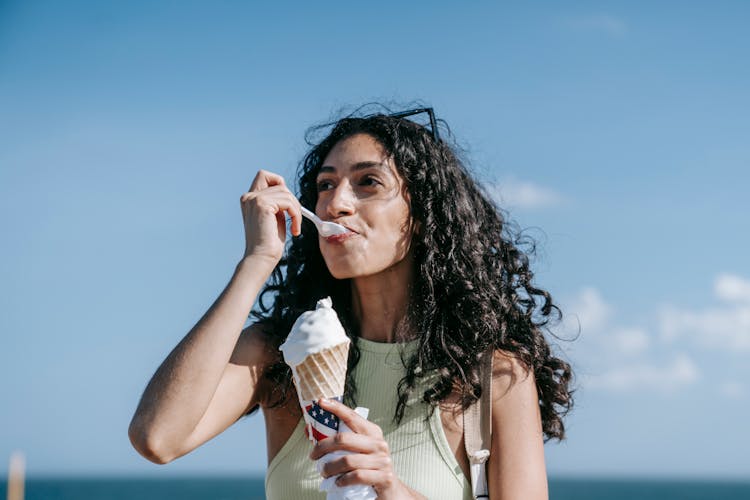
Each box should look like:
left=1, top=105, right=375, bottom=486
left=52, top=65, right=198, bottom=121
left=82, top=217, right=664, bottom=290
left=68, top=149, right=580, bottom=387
left=128, top=107, right=573, bottom=499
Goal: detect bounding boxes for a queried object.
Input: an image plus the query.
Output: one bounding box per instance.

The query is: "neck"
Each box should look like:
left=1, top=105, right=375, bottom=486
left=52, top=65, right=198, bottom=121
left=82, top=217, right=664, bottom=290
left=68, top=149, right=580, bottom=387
left=350, top=253, right=415, bottom=343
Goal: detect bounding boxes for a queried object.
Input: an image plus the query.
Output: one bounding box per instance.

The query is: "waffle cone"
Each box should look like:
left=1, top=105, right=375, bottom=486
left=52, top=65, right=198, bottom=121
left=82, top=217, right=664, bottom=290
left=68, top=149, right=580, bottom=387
left=294, top=341, right=350, bottom=401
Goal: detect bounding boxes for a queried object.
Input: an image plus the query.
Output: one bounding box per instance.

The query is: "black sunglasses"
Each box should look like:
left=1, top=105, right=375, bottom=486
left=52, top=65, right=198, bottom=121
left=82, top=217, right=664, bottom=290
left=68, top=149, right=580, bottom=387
left=388, top=107, right=441, bottom=142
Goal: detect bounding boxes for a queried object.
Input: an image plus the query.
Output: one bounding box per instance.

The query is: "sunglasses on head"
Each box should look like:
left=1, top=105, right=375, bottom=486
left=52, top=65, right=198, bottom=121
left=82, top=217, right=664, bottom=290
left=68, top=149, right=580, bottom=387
left=388, top=107, right=440, bottom=142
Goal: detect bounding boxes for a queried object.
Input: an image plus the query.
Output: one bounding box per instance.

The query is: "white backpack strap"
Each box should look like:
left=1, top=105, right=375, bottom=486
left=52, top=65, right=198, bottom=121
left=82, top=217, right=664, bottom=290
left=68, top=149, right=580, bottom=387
left=463, top=350, right=493, bottom=499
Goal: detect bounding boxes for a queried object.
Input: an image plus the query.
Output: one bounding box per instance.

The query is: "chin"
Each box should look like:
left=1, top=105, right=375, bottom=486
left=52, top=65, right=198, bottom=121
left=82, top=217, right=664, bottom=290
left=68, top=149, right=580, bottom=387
left=325, top=258, right=406, bottom=280
left=326, top=263, right=365, bottom=280
left=322, top=255, right=375, bottom=280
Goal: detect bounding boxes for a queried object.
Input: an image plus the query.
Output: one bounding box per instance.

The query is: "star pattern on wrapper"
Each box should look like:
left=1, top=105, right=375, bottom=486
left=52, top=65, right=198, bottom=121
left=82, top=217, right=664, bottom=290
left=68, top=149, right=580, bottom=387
left=304, top=397, right=342, bottom=442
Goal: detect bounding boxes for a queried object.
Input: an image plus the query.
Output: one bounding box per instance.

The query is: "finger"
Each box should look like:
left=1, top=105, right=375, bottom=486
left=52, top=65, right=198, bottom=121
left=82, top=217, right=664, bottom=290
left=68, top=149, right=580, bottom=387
left=239, top=185, right=287, bottom=206
left=241, top=184, right=291, bottom=201
left=317, top=398, right=381, bottom=436
left=319, top=453, right=391, bottom=479
left=249, top=169, right=287, bottom=192
left=242, top=191, right=300, bottom=218
left=291, top=201, right=302, bottom=237
left=276, top=200, right=301, bottom=238
left=335, top=468, right=394, bottom=489
left=276, top=211, right=287, bottom=240
left=277, top=195, right=301, bottom=237
left=310, top=432, right=387, bottom=460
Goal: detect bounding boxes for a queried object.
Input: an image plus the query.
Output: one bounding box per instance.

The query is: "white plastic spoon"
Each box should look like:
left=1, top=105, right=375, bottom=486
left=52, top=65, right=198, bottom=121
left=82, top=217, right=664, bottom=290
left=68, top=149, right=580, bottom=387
left=300, top=206, right=350, bottom=237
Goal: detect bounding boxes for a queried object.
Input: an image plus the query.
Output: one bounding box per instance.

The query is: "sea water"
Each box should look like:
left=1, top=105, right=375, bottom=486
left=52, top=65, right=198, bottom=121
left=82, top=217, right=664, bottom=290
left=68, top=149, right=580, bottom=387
left=3, top=476, right=749, bottom=499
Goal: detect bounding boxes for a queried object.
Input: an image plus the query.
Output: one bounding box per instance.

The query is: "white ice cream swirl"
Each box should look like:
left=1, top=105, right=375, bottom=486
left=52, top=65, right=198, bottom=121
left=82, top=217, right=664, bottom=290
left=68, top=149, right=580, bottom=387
left=279, top=297, right=349, bottom=367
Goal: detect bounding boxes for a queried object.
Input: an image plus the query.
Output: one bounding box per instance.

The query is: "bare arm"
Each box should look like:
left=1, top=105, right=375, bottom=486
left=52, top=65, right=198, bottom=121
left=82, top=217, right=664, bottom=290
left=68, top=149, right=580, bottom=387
left=488, top=351, right=549, bottom=500
left=128, top=256, right=275, bottom=463
left=128, top=170, right=302, bottom=464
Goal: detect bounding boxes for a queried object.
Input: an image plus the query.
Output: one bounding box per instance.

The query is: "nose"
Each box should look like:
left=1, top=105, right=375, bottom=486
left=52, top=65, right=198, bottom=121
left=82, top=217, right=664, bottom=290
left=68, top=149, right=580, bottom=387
left=323, top=180, right=356, bottom=219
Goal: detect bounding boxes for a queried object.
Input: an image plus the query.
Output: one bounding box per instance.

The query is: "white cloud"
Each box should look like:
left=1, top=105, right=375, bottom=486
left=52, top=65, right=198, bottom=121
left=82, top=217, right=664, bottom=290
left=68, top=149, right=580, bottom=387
left=485, top=178, right=564, bottom=210
left=563, top=14, right=628, bottom=38
left=586, top=354, right=699, bottom=392
left=658, top=273, right=750, bottom=351
left=612, top=327, right=650, bottom=355
left=563, top=287, right=612, bottom=334
left=559, top=288, right=698, bottom=394
left=715, top=273, right=750, bottom=303
left=560, top=275, right=750, bottom=395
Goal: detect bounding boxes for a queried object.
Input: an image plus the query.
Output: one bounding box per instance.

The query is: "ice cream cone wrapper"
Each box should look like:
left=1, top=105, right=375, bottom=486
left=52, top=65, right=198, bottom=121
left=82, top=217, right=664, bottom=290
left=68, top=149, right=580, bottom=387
left=291, top=341, right=350, bottom=443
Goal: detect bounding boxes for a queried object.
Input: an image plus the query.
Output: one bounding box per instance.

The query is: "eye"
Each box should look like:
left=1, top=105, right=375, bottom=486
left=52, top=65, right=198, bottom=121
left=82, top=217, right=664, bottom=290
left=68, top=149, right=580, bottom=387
left=316, top=179, right=334, bottom=192
left=359, top=175, right=381, bottom=187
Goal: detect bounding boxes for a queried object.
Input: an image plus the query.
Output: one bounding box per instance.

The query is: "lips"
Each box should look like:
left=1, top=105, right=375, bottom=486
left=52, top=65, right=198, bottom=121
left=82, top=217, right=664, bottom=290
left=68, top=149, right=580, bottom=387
left=327, top=220, right=359, bottom=234
left=321, top=220, right=360, bottom=243
left=324, top=233, right=354, bottom=244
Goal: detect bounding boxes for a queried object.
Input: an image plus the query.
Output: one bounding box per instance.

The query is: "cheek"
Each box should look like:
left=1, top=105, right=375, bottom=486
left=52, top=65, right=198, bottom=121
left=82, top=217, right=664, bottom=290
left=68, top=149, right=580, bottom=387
left=370, top=207, right=414, bottom=252
left=314, top=196, right=325, bottom=217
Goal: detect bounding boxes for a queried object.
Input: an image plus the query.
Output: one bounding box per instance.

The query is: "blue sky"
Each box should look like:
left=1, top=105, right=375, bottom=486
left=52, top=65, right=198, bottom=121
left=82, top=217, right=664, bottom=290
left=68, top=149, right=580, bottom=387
left=1, top=0, right=749, bottom=480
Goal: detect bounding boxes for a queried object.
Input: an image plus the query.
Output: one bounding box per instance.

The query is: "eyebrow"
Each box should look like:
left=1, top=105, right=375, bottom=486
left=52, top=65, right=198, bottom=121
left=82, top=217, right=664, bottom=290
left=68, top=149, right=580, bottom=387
left=317, top=161, right=391, bottom=175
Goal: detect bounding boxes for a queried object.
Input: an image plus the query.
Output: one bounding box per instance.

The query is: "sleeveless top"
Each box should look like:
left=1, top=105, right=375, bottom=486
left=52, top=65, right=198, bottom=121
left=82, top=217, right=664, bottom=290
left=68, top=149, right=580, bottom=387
left=265, top=337, right=472, bottom=499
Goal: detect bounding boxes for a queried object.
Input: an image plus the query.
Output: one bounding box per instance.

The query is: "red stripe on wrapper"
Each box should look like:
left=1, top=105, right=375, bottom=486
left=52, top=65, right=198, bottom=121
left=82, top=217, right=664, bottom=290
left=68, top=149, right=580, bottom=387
left=310, top=426, right=329, bottom=442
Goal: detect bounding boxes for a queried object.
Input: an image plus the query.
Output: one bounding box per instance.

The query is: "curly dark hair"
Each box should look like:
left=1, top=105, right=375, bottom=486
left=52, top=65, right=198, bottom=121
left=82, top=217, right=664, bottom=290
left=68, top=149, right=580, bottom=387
left=250, top=105, right=573, bottom=441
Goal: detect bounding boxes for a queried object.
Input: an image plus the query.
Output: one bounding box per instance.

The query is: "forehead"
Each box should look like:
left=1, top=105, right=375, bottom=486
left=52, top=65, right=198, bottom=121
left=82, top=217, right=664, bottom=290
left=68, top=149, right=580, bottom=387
left=321, top=133, right=391, bottom=171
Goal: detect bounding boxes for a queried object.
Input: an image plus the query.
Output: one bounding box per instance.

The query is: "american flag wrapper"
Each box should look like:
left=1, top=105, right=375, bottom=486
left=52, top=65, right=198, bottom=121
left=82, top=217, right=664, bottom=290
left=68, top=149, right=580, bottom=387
left=303, top=396, right=343, bottom=443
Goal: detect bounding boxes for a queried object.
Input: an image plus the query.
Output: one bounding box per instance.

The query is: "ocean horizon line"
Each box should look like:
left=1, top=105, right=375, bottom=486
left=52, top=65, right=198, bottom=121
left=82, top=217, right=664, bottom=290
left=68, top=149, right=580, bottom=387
left=6, top=473, right=749, bottom=484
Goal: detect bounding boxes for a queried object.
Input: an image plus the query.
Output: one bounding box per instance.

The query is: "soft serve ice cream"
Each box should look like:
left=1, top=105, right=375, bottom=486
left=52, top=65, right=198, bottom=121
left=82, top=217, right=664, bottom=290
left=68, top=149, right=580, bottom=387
left=280, top=297, right=350, bottom=403
left=280, top=297, right=351, bottom=424
left=280, top=297, right=349, bottom=368
left=280, top=297, right=376, bottom=500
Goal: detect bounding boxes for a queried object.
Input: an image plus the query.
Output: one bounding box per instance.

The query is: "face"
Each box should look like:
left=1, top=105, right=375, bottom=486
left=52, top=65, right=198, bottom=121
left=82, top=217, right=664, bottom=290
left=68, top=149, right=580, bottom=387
left=315, top=133, right=417, bottom=280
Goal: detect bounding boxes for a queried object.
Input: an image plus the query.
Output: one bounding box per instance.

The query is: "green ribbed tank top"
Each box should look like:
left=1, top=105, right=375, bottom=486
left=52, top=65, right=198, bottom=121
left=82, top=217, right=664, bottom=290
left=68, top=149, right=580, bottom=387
left=265, top=338, right=471, bottom=499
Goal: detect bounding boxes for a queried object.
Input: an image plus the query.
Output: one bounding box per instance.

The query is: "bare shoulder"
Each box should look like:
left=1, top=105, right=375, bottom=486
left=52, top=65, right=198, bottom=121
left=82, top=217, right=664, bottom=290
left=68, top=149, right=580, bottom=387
left=490, top=349, right=535, bottom=400
left=230, top=322, right=281, bottom=368
left=232, top=322, right=291, bottom=409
